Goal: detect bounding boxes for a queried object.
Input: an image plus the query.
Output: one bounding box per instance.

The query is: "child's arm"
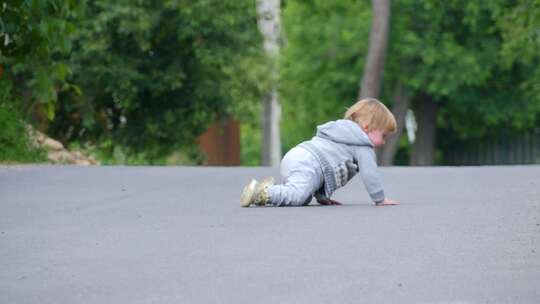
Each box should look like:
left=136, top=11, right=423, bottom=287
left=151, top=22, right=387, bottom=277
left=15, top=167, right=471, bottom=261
left=357, top=148, right=396, bottom=205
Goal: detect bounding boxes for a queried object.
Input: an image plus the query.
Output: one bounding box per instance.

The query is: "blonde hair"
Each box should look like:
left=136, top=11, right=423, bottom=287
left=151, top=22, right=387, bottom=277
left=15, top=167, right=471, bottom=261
left=344, top=98, right=397, bottom=133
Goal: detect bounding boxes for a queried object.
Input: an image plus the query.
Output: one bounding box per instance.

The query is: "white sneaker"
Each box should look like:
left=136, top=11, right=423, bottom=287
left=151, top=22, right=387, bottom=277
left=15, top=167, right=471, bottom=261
left=240, top=179, right=258, bottom=207
left=240, top=177, right=274, bottom=207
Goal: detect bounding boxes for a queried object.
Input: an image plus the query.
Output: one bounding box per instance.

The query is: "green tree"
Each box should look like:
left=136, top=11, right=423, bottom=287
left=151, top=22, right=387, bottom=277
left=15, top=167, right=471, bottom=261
left=389, top=1, right=539, bottom=164
left=0, top=0, right=80, bottom=162
left=496, top=0, right=540, bottom=118
left=0, top=0, right=80, bottom=119
left=50, top=0, right=269, bottom=162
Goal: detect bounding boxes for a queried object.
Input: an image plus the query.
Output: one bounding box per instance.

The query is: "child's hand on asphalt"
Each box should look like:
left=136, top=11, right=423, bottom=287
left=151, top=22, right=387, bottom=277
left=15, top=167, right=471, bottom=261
left=375, top=198, right=399, bottom=206
left=317, top=199, right=343, bottom=206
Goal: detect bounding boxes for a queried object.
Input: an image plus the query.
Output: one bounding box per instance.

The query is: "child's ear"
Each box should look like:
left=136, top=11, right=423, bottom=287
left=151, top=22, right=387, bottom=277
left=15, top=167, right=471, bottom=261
left=361, top=123, right=369, bottom=132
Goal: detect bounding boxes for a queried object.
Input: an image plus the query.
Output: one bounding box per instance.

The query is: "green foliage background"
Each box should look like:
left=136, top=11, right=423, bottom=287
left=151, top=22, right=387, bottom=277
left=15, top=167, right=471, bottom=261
left=51, top=0, right=269, bottom=162
left=1, top=0, right=539, bottom=165
left=0, top=0, right=78, bottom=163
left=0, top=78, right=45, bottom=162
left=280, top=0, right=540, bottom=162
left=280, top=0, right=371, bottom=151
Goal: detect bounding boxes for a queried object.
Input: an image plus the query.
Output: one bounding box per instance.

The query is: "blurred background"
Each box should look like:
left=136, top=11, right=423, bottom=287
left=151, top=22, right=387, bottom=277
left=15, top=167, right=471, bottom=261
left=1, top=0, right=539, bottom=166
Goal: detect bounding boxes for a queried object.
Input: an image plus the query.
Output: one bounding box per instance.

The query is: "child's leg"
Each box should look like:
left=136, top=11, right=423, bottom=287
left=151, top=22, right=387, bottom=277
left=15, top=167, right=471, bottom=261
left=267, top=147, right=323, bottom=206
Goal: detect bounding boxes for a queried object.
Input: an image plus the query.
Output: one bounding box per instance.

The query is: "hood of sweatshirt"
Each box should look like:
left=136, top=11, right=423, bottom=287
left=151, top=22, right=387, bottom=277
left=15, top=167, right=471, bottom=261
left=315, top=119, right=373, bottom=147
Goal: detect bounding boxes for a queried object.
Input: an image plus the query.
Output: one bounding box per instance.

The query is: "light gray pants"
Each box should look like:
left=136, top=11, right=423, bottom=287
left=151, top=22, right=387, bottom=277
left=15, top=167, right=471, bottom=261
left=267, top=146, right=324, bottom=206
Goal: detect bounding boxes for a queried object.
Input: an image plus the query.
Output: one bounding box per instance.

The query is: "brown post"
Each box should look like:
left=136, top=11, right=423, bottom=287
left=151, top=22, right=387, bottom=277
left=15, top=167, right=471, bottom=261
left=197, top=118, right=240, bottom=166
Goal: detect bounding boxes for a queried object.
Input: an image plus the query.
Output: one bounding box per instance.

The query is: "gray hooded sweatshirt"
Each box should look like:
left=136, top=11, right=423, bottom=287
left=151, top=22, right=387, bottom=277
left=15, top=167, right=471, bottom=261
left=299, top=119, right=385, bottom=202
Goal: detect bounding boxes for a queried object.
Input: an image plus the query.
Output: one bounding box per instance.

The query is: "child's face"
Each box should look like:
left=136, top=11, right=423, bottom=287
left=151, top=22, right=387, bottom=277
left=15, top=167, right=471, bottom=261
left=366, top=129, right=387, bottom=147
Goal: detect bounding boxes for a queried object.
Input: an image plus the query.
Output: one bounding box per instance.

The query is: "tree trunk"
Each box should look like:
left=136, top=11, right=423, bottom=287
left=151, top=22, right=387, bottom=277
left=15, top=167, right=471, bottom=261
left=261, top=89, right=281, bottom=166
left=257, top=0, right=282, bottom=166
left=379, top=82, right=409, bottom=166
left=358, top=0, right=390, bottom=99
left=410, top=95, right=438, bottom=166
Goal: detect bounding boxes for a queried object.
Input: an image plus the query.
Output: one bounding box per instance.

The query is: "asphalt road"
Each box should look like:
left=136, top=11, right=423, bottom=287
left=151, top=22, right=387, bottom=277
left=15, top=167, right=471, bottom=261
left=1, top=165, right=539, bottom=304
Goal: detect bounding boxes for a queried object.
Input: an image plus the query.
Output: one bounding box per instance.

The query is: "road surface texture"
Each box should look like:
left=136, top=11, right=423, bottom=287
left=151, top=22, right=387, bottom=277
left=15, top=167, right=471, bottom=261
left=1, top=165, right=539, bottom=304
